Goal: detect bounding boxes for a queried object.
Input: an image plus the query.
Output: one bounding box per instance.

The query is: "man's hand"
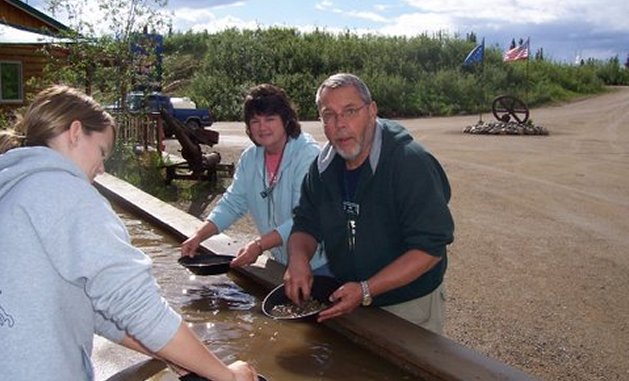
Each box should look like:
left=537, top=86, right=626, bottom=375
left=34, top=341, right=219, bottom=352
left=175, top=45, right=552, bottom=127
left=317, top=282, right=362, bottom=322
left=283, top=252, right=314, bottom=305
left=285, top=231, right=319, bottom=305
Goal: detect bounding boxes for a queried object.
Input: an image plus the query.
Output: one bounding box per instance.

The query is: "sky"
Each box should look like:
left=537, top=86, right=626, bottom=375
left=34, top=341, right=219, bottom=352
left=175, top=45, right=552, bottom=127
left=25, top=0, right=629, bottom=64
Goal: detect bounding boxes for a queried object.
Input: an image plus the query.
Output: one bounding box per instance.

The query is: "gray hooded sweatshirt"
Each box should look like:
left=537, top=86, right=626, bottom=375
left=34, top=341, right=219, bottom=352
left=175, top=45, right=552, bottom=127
left=0, top=147, right=181, bottom=380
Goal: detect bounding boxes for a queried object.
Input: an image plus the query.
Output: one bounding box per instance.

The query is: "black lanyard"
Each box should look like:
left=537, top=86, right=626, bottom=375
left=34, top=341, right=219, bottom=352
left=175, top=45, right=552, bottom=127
left=342, top=161, right=363, bottom=201
left=341, top=162, right=363, bottom=252
left=260, top=143, right=286, bottom=199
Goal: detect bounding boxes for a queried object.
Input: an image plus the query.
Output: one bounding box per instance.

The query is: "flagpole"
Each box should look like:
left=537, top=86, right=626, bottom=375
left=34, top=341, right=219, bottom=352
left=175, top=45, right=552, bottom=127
left=525, top=37, right=530, bottom=105
left=478, top=37, right=487, bottom=123
left=504, top=36, right=531, bottom=111
left=478, top=38, right=485, bottom=123
left=463, top=37, right=485, bottom=123
left=480, top=43, right=485, bottom=123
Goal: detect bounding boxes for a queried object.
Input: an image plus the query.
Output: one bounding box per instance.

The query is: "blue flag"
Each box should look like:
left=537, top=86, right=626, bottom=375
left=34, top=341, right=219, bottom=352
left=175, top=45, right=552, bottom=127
left=463, top=38, right=485, bottom=66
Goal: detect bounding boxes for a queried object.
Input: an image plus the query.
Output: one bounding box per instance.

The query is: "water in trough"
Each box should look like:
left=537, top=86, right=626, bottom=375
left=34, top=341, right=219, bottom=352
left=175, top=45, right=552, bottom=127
left=116, top=206, right=416, bottom=381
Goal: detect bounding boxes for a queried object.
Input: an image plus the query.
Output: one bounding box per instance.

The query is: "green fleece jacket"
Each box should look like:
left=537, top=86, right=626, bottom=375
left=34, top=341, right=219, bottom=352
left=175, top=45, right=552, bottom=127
left=292, top=119, right=454, bottom=306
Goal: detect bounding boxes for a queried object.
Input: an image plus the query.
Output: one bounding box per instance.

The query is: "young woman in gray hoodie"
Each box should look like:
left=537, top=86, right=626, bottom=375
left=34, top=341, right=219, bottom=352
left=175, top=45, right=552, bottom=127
left=0, top=85, right=257, bottom=381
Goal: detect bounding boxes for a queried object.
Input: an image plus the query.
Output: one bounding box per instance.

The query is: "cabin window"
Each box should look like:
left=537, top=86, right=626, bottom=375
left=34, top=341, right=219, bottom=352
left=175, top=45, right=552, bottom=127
left=0, top=61, right=23, bottom=103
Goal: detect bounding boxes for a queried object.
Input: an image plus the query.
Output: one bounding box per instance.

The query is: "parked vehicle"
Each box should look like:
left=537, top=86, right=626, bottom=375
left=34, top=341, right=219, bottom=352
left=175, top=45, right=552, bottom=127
left=121, top=92, right=214, bottom=137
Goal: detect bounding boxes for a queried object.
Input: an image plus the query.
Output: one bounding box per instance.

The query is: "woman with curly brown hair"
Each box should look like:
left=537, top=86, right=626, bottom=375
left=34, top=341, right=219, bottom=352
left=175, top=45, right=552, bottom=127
left=181, top=83, right=329, bottom=274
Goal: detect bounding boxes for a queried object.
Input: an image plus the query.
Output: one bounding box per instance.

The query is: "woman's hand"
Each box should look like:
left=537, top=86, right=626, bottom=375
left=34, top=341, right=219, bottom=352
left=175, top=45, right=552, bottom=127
left=181, top=221, right=220, bottom=257
left=228, top=360, right=258, bottom=381
left=181, top=235, right=202, bottom=257
left=177, top=360, right=257, bottom=381
left=230, top=240, right=263, bottom=268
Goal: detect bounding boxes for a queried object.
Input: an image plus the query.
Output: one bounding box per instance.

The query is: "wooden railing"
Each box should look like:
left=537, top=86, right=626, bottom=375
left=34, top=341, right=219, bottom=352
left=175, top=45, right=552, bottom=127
left=112, top=111, right=164, bottom=152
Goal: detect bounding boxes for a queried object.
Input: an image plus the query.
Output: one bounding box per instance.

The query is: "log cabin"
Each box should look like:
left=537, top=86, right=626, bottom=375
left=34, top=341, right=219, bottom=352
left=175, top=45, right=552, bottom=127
left=0, top=0, right=70, bottom=119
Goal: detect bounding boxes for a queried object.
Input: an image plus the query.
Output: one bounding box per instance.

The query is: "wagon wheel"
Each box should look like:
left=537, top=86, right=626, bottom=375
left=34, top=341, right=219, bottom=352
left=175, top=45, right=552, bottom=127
left=492, top=95, right=529, bottom=124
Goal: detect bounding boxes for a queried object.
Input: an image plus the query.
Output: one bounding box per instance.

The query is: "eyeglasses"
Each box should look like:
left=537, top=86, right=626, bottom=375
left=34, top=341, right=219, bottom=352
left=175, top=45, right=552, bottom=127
left=319, top=103, right=368, bottom=125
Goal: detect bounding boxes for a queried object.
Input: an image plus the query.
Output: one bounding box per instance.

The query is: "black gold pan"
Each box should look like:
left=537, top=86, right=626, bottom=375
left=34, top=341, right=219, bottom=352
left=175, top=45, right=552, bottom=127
left=177, top=253, right=234, bottom=276
left=262, top=276, right=341, bottom=320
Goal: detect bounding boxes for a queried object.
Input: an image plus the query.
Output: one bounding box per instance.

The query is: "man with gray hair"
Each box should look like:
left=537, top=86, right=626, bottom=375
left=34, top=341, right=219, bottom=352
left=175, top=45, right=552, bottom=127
left=284, top=73, right=454, bottom=334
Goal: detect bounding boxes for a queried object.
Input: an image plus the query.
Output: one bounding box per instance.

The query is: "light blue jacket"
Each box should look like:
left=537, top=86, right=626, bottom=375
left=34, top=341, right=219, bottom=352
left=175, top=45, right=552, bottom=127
left=0, top=147, right=181, bottom=380
left=208, top=132, right=327, bottom=269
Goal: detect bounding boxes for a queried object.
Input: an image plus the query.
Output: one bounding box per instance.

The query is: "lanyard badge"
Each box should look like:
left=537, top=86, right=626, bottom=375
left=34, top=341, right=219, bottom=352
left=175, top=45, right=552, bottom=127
left=343, top=201, right=360, bottom=252
left=342, top=201, right=360, bottom=217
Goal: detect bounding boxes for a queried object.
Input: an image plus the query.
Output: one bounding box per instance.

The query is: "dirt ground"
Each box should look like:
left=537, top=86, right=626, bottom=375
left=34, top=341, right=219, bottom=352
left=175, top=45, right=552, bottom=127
left=169, top=87, right=629, bottom=381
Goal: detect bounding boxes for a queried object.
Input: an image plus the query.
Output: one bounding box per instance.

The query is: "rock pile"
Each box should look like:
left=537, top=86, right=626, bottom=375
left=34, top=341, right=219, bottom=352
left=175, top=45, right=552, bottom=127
left=463, top=120, right=549, bottom=135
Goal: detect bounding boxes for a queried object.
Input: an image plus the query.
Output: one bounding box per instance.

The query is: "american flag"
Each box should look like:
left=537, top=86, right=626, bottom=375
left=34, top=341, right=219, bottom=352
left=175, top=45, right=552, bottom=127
left=503, top=38, right=530, bottom=62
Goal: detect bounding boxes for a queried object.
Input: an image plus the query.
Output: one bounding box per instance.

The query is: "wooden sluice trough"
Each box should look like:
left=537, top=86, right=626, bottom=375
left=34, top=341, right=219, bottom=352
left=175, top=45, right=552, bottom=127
left=95, top=173, right=539, bottom=381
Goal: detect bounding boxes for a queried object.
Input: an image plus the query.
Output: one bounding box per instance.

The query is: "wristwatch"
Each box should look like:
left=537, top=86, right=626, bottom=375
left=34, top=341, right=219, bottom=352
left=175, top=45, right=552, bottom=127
left=360, top=280, right=372, bottom=306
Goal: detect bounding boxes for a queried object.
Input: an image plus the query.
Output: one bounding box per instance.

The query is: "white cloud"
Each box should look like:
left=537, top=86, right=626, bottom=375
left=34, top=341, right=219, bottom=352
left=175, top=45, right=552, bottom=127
left=171, top=8, right=216, bottom=24
left=171, top=0, right=246, bottom=10
left=403, top=0, right=629, bottom=31
left=170, top=6, right=260, bottom=33
left=313, top=2, right=390, bottom=25
left=184, top=15, right=259, bottom=33
left=315, top=1, right=334, bottom=11
left=374, top=4, right=393, bottom=12
left=378, top=12, right=457, bottom=36
left=345, top=10, right=389, bottom=24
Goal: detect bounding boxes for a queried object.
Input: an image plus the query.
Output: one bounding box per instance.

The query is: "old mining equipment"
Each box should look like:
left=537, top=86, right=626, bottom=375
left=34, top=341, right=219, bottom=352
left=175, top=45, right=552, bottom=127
left=160, top=110, right=234, bottom=184
left=491, top=94, right=530, bottom=123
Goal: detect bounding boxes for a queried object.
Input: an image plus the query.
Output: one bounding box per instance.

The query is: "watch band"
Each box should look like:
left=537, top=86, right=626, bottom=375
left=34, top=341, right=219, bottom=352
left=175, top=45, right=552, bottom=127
left=360, top=280, right=372, bottom=306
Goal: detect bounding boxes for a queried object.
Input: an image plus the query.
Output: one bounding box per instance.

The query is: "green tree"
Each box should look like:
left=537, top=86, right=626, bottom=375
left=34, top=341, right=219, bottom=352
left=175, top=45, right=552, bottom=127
left=34, top=0, right=175, bottom=189
left=162, top=27, right=615, bottom=121
left=40, top=0, right=171, bottom=105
